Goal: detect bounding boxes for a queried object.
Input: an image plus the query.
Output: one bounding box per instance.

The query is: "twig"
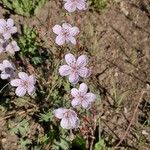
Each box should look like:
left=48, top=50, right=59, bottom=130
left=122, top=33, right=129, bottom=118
left=114, top=90, right=146, bottom=149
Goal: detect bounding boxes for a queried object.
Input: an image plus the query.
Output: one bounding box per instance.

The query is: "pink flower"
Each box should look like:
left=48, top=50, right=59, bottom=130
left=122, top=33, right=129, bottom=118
left=6, top=40, right=20, bottom=55
left=59, top=53, right=91, bottom=84
left=71, top=83, right=96, bottom=109
left=0, top=18, right=17, bottom=40
left=52, top=23, right=79, bottom=45
left=54, top=108, right=80, bottom=129
left=10, top=72, right=36, bottom=97
left=0, top=60, right=15, bottom=80
left=64, top=0, right=87, bottom=12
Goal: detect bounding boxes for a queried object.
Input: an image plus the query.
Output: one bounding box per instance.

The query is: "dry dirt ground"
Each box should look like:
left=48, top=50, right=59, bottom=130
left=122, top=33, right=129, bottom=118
left=0, top=0, right=150, bottom=149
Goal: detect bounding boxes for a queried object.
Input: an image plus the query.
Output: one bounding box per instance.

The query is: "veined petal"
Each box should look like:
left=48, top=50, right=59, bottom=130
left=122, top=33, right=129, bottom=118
left=86, top=93, right=96, bottom=102
left=3, top=32, right=11, bottom=40
left=59, top=65, right=71, bottom=76
left=18, top=72, right=29, bottom=80
left=3, top=60, right=13, bottom=68
left=27, top=85, right=35, bottom=96
left=69, top=73, right=79, bottom=84
left=79, top=83, right=88, bottom=95
left=55, top=35, right=65, bottom=45
left=10, top=79, right=21, bottom=87
left=7, top=18, right=14, bottom=27
left=71, top=98, right=81, bottom=107
left=78, top=67, right=91, bottom=78
left=77, top=55, right=88, bottom=67
left=82, top=100, right=91, bottom=109
left=1, top=72, right=10, bottom=79
left=69, top=37, right=76, bottom=45
left=10, top=27, right=17, bottom=34
left=15, top=86, right=26, bottom=97
left=0, top=19, right=6, bottom=31
left=29, top=75, right=36, bottom=85
left=52, top=25, right=62, bottom=34
left=60, top=117, right=79, bottom=129
left=65, top=53, right=76, bottom=66
left=69, top=27, right=79, bottom=36
left=76, top=1, right=86, bottom=10
left=62, top=23, right=72, bottom=29
left=54, top=108, right=67, bottom=119
left=71, top=88, right=79, bottom=97
left=64, top=2, right=76, bottom=12
left=0, top=64, right=4, bottom=71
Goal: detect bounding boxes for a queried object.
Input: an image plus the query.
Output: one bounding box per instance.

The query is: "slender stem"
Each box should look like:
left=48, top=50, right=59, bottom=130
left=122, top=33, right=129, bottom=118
left=0, top=82, right=10, bottom=93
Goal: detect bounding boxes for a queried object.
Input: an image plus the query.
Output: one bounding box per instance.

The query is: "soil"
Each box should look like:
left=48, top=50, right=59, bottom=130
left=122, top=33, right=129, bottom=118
left=0, top=0, right=150, bottom=149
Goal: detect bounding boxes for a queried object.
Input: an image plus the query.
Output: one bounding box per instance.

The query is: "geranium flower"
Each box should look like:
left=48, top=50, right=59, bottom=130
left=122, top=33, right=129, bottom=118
left=63, top=0, right=87, bottom=12
left=59, top=53, right=91, bottom=84
left=10, top=72, right=36, bottom=97
left=6, top=40, right=20, bottom=54
left=52, top=23, right=79, bottom=45
left=71, top=83, right=96, bottom=109
left=0, top=60, right=15, bottom=80
left=0, top=18, right=17, bottom=40
left=54, top=108, right=80, bottom=129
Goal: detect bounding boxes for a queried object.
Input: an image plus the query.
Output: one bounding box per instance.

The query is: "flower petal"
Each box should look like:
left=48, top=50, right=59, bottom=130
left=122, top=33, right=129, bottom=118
left=69, top=27, right=79, bottom=36
left=52, top=25, right=62, bottom=34
left=71, top=88, right=79, bottom=97
left=86, top=93, right=96, bottom=102
left=64, top=2, right=76, bottom=12
left=77, top=55, right=88, bottom=67
left=59, top=65, right=71, bottom=76
left=10, top=79, right=21, bottom=87
left=1, top=71, right=10, bottom=79
left=60, top=117, right=79, bottom=129
left=79, top=83, right=88, bottom=95
left=54, top=108, right=67, bottom=119
left=0, top=64, right=4, bottom=71
left=3, top=60, right=13, bottom=68
left=62, top=23, right=72, bottom=29
left=71, top=98, right=81, bottom=107
left=27, top=85, right=35, bottom=96
left=78, top=67, right=91, bottom=78
left=65, top=53, right=76, bottom=66
left=29, top=75, right=36, bottom=85
left=0, top=19, right=6, bottom=33
left=55, top=35, right=65, bottom=45
left=10, top=27, right=17, bottom=34
left=3, top=32, right=11, bottom=40
left=15, top=86, right=26, bottom=97
left=18, top=72, right=28, bottom=80
left=7, top=19, right=14, bottom=27
left=82, top=100, right=91, bottom=109
left=69, top=37, right=76, bottom=45
left=69, top=73, right=79, bottom=84
left=76, top=1, right=86, bottom=10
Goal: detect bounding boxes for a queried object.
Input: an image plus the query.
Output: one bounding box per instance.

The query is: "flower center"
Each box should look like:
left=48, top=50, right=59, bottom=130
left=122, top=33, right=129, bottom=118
left=62, top=29, right=70, bottom=37
left=4, top=25, right=10, bottom=32
left=5, top=67, right=13, bottom=74
left=70, top=64, right=79, bottom=73
left=21, top=80, right=29, bottom=89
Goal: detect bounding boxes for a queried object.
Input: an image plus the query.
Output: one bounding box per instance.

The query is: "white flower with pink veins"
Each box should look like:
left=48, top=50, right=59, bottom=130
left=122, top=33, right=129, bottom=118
left=0, top=60, right=15, bottom=80
left=54, top=108, right=80, bottom=129
left=64, top=0, right=87, bottom=12
left=59, top=53, right=91, bottom=84
left=0, top=18, right=17, bottom=40
left=71, top=83, right=96, bottom=109
left=6, top=40, right=20, bottom=55
left=52, top=23, right=79, bottom=45
left=10, top=72, right=36, bottom=97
